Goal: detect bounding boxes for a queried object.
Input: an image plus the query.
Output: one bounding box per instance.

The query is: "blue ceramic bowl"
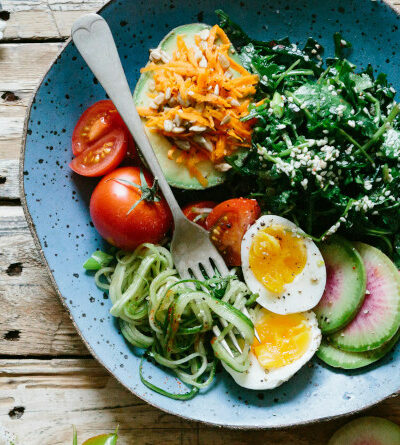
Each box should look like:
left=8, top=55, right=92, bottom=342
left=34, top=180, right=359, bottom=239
left=21, top=0, right=400, bottom=428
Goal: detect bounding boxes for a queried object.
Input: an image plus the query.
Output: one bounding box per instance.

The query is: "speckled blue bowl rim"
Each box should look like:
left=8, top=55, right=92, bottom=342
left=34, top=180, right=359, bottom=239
left=19, top=0, right=400, bottom=429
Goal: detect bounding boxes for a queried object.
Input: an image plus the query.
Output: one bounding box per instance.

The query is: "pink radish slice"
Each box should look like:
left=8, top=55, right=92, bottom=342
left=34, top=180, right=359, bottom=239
left=330, top=242, right=400, bottom=352
left=317, top=329, right=400, bottom=370
left=314, top=236, right=366, bottom=334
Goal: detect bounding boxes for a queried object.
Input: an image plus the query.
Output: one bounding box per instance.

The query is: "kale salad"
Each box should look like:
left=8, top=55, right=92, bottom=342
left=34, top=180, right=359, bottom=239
left=217, top=11, right=400, bottom=267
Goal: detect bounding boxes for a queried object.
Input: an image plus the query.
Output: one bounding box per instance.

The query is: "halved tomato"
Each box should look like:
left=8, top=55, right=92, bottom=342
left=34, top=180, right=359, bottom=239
left=182, top=201, right=217, bottom=229
left=72, top=100, right=125, bottom=156
left=69, top=129, right=128, bottom=177
left=206, top=198, right=261, bottom=266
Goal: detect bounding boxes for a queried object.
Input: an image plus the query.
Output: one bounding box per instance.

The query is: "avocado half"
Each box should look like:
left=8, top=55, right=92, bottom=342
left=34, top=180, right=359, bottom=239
left=133, top=23, right=244, bottom=190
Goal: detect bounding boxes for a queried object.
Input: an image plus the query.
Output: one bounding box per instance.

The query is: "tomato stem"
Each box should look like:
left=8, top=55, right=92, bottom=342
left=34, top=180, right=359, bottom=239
left=107, top=169, right=161, bottom=215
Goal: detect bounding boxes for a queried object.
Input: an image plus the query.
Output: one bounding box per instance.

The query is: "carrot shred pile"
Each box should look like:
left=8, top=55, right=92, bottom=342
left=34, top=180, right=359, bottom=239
left=137, top=25, right=258, bottom=187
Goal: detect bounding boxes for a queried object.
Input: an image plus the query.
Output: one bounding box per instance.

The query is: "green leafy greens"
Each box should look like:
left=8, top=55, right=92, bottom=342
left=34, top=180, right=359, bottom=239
left=217, top=11, right=400, bottom=266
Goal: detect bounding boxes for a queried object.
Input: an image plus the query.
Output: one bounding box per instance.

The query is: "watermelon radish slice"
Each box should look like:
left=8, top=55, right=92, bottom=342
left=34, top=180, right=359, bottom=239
left=330, top=242, right=400, bottom=352
left=328, top=416, right=400, bottom=445
left=314, top=236, right=366, bottom=334
left=317, top=329, right=400, bottom=369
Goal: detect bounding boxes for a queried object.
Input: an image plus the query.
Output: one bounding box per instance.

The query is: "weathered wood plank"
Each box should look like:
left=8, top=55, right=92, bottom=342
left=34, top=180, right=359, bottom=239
left=0, top=358, right=398, bottom=445
left=390, top=1, right=400, bottom=13
left=0, top=160, right=19, bottom=200
left=2, top=0, right=107, bottom=41
left=0, top=43, right=63, bottom=160
left=0, top=358, right=198, bottom=445
left=0, top=206, right=88, bottom=356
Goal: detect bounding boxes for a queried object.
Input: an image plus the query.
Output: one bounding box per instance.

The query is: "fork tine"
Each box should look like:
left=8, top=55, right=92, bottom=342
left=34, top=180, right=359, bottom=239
left=193, top=261, right=243, bottom=354
left=220, top=319, right=243, bottom=353
left=201, top=260, right=215, bottom=279
left=190, top=264, right=204, bottom=282
left=212, top=256, right=230, bottom=278
left=242, top=306, right=261, bottom=343
left=211, top=254, right=261, bottom=345
left=212, top=325, right=234, bottom=358
left=178, top=268, right=196, bottom=290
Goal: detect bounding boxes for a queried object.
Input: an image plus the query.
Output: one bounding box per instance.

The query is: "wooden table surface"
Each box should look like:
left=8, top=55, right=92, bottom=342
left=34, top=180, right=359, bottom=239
left=0, top=1, right=399, bottom=443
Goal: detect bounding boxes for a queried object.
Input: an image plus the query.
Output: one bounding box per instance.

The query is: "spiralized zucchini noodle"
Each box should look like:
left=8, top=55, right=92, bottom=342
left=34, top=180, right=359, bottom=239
left=95, top=243, right=256, bottom=399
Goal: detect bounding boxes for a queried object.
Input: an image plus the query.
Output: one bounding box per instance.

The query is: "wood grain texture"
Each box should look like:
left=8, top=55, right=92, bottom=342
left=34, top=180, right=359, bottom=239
left=0, top=206, right=88, bottom=356
left=0, top=359, right=398, bottom=445
left=0, top=359, right=197, bottom=445
left=0, top=43, right=63, bottom=159
left=1, top=1, right=107, bottom=41
left=0, top=160, right=19, bottom=200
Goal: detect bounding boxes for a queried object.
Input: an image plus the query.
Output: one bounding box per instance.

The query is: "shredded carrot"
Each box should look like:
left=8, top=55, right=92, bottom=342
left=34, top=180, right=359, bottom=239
left=138, top=25, right=258, bottom=186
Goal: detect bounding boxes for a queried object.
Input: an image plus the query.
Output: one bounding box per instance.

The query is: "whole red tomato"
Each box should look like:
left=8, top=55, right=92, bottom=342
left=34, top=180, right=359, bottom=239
left=90, top=167, right=172, bottom=250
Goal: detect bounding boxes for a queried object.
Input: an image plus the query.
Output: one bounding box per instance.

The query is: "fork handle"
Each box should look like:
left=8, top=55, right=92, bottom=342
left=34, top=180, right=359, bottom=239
left=71, top=14, right=184, bottom=221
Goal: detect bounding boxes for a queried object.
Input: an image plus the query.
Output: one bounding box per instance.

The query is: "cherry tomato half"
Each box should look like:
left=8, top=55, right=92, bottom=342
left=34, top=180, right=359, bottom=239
left=69, top=129, right=128, bottom=177
left=72, top=100, right=125, bottom=156
left=71, top=100, right=137, bottom=176
left=182, top=201, right=217, bottom=229
left=90, top=167, right=172, bottom=250
left=206, top=198, right=261, bottom=267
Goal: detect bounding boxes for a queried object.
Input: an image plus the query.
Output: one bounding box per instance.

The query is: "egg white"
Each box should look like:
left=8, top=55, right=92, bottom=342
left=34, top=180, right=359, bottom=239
left=222, top=311, right=321, bottom=390
left=241, top=215, right=326, bottom=315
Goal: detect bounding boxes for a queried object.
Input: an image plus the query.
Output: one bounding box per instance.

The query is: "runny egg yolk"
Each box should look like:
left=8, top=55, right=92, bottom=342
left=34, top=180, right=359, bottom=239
left=249, top=224, right=307, bottom=293
left=252, top=309, right=311, bottom=369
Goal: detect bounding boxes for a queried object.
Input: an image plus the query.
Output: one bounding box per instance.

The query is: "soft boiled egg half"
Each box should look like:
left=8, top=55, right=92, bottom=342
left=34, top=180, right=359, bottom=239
left=223, top=308, right=321, bottom=390
left=241, top=215, right=326, bottom=315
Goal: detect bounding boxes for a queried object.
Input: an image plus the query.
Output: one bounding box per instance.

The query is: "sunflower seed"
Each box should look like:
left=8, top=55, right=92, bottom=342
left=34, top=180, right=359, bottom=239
left=199, top=56, right=208, bottom=68
left=194, top=48, right=203, bottom=61
left=160, top=50, right=171, bottom=64
left=214, top=84, right=220, bottom=96
left=230, top=98, right=240, bottom=107
left=149, top=48, right=161, bottom=61
left=189, top=125, right=207, bottom=133
left=163, top=120, right=174, bottom=132
left=165, top=87, right=171, bottom=100
left=177, top=92, right=185, bottom=106
left=154, top=93, right=165, bottom=105
left=199, top=29, right=210, bottom=40
left=218, top=53, right=230, bottom=70
left=215, top=163, right=232, bottom=172
left=220, top=114, right=231, bottom=125
left=172, top=126, right=185, bottom=133
left=173, top=114, right=181, bottom=126
left=193, top=135, right=213, bottom=152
